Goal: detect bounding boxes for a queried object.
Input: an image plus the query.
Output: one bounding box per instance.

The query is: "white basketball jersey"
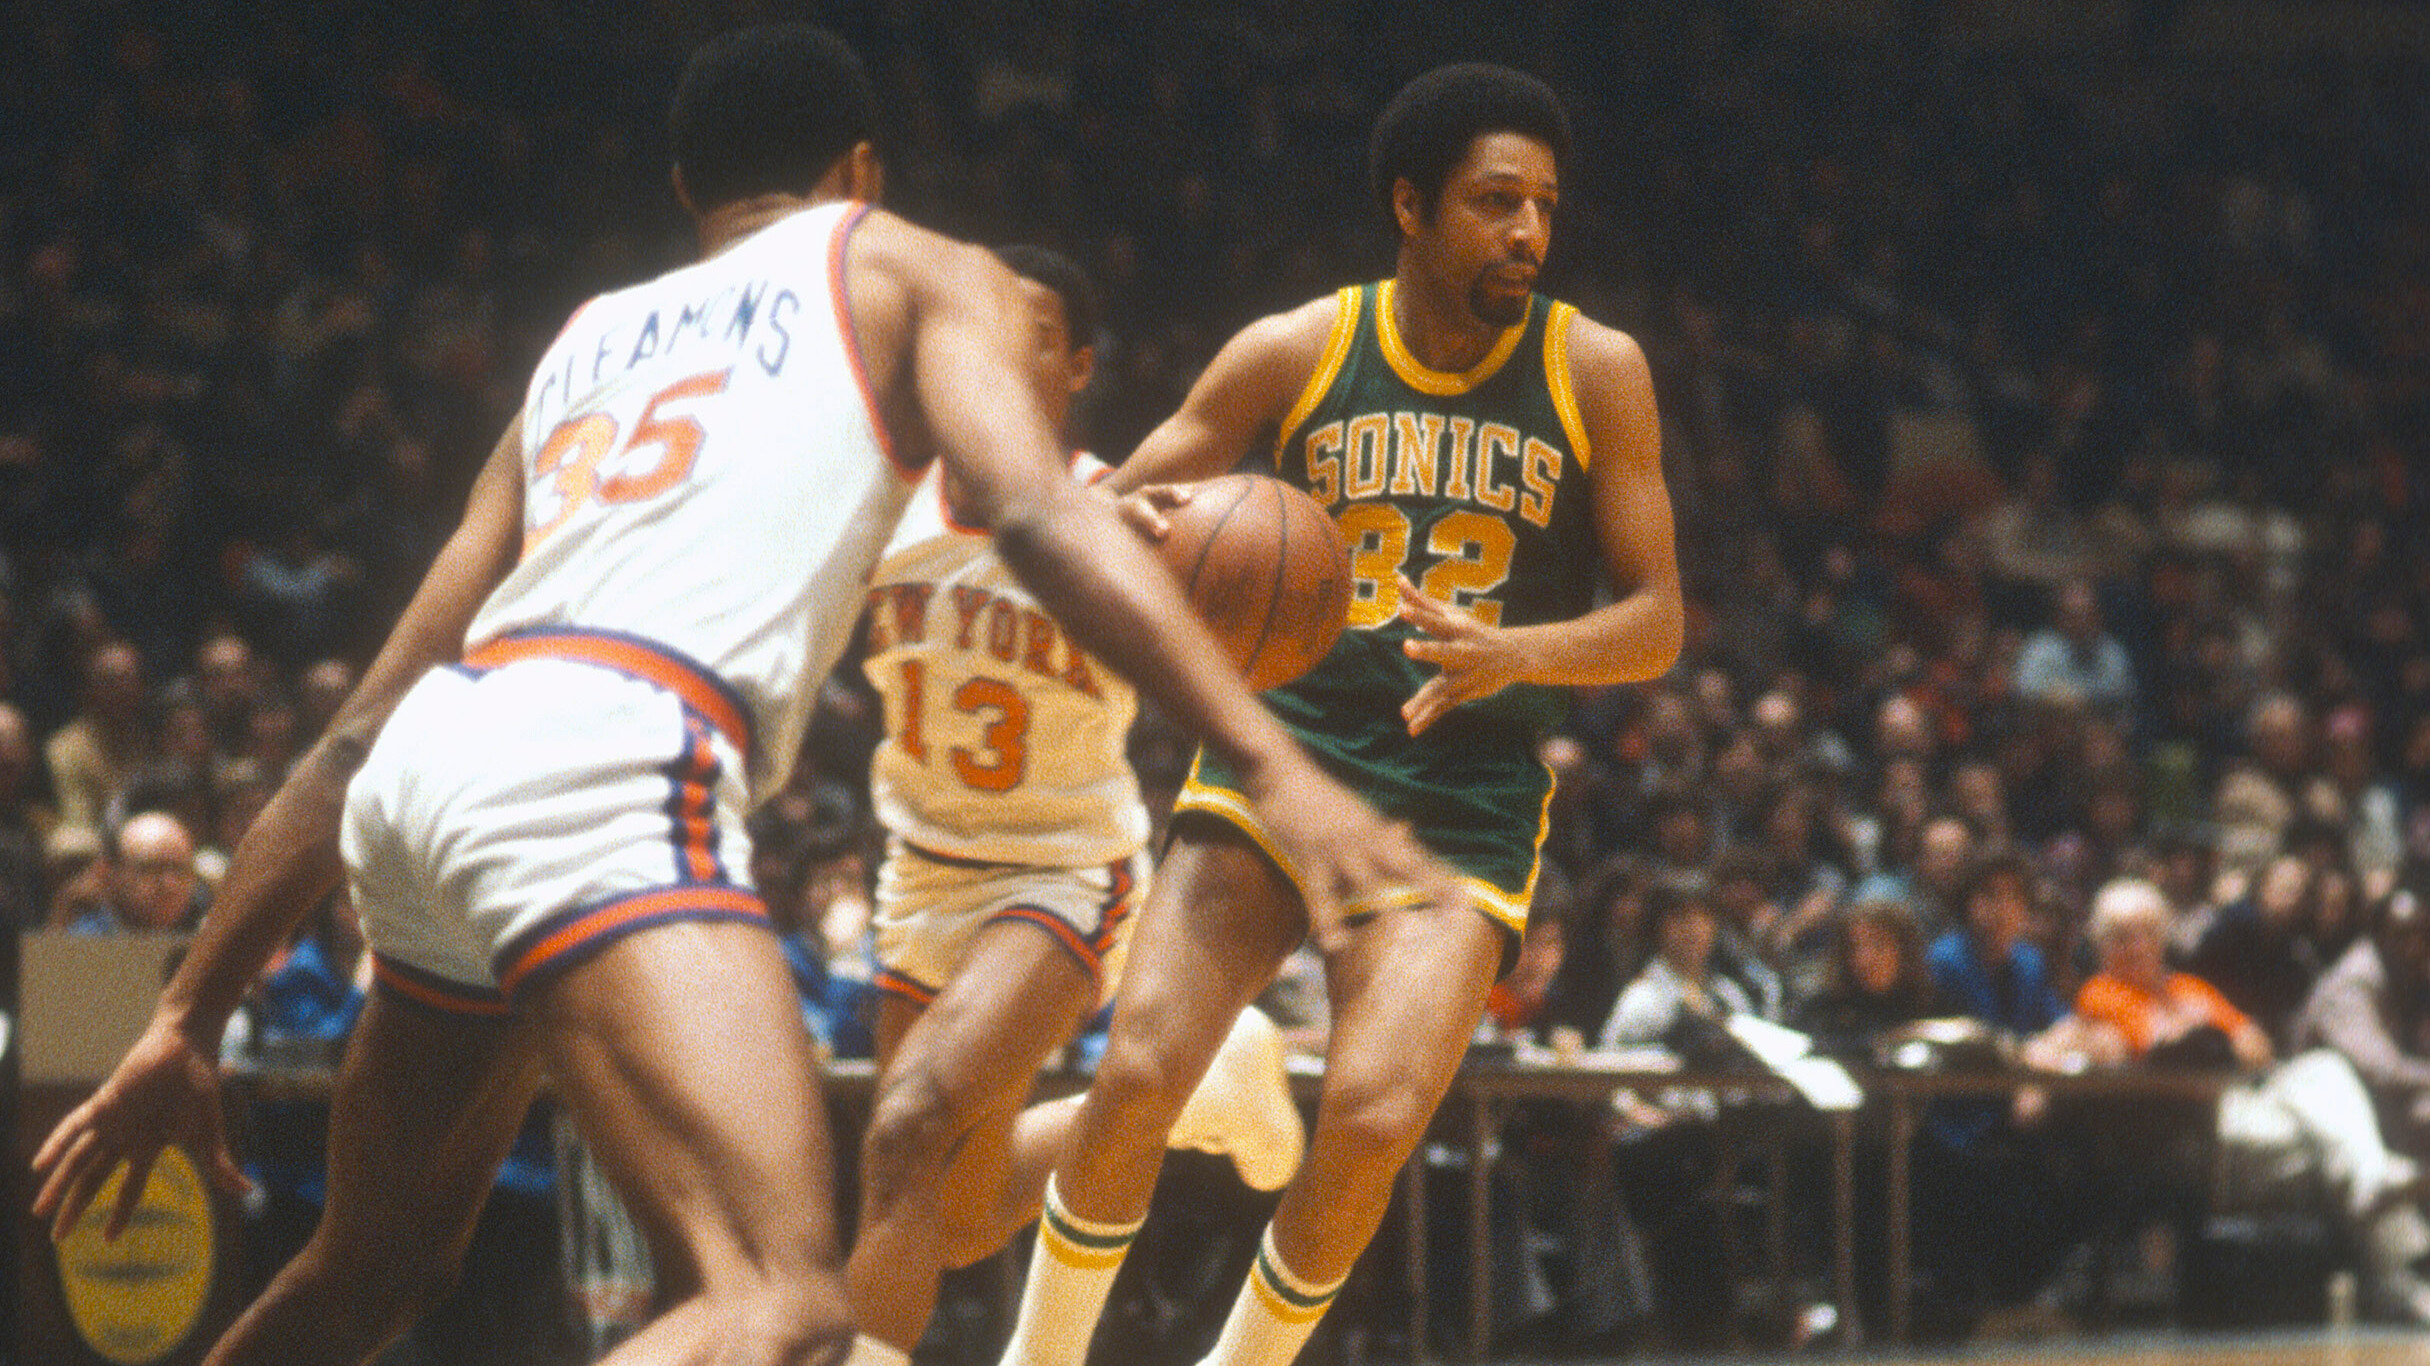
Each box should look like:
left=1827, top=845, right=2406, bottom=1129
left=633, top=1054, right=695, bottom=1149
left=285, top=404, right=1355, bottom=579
left=467, top=201, right=914, bottom=803
left=862, top=454, right=1148, bottom=866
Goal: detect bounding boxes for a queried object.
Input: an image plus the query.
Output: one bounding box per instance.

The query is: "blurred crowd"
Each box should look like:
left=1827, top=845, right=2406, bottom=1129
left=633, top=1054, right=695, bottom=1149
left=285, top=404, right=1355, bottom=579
left=8, top=0, right=2430, bottom=1356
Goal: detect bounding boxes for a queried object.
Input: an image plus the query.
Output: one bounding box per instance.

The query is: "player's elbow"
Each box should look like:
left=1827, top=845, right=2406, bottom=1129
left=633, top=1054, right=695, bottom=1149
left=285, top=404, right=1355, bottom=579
left=1619, top=589, right=1684, bottom=683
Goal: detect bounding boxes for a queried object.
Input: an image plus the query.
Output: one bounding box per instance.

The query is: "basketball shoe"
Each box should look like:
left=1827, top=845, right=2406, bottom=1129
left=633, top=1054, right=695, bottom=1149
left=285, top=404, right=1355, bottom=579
left=1169, top=1006, right=1304, bottom=1191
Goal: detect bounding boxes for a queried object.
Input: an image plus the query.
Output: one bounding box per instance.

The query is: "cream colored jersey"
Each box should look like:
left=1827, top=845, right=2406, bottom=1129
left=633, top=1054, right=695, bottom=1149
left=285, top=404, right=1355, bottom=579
left=467, top=200, right=913, bottom=804
left=862, top=454, right=1148, bottom=867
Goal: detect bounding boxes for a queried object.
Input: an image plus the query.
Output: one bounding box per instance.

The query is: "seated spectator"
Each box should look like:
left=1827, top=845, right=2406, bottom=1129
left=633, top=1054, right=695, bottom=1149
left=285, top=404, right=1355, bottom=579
left=1910, top=847, right=2092, bottom=1325
left=236, top=890, right=371, bottom=1289
left=2295, top=878, right=2430, bottom=1158
left=1790, top=899, right=1950, bottom=1330
left=2151, top=828, right=2223, bottom=960
left=1793, top=900, right=1952, bottom=1062
left=64, top=809, right=206, bottom=934
left=2187, top=852, right=2324, bottom=1045
left=295, top=657, right=358, bottom=746
left=191, top=630, right=264, bottom=761
left=746, top=802, right=875, bottom=1060
left=2012, top=578, right=2137, bottom=722
left=1600, top=884, right=1754, bottom=1050
left=2048, top=879, right=2430, bottom=1323
left=0, top=701, right=52, bottom=928
left=1540, top=855, right=1652, bottom=1047
left=2064, top=879, right=2271, bottom=1070
left=1853, top=809, right=1975, bottom=939
left=1927, top=849, right=2066, bottom=1040
left=1643, top=781, right=1718, bottom=892
left=1598, top=883, right=1751, bottom=1350
left=45, top=638, right=153, bottom=837
left=41, top=823, right=107, bottom=929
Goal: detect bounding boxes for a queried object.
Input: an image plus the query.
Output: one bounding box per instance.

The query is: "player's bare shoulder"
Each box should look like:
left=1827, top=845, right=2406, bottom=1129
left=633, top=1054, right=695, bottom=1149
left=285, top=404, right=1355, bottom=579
left=837, top=208, right=1030, bottom=450
left=1213, top=292, right=1350, bottom=418
left=1558, top=306, right=1659, bottom=463
left=837, top=209, right=989, bottom=382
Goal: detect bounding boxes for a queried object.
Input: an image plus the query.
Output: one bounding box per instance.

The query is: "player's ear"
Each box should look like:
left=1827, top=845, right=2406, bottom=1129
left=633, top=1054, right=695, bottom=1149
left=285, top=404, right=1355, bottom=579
left=1068, top=344, right=1095, bottom=396
left=845, top=141, right=884, bottom=203
left=1392, top=177, right=1428, bottom=239
left=670, top=164, right=700, bottom=218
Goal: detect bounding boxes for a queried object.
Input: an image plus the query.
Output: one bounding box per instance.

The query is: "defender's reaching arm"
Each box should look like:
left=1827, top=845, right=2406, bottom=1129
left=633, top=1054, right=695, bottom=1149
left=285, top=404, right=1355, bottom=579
left=32, top=419, right=528, bottom=1241
left=853, top=215, right=1452, bottom=946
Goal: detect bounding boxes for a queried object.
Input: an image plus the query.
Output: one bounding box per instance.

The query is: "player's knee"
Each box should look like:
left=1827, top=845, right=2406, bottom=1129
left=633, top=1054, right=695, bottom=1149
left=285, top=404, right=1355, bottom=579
left=1089, top=1026, right=1198, bottom=1124
left=1319, top=1074, right=1433, bottom=1165
left=861, top=1069, right=964, bottom=1190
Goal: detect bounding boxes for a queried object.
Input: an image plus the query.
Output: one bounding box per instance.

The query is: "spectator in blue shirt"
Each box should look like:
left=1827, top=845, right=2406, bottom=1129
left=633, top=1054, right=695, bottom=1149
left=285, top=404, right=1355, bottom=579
left=2013, top=578, right=2137, bottom=723
left=1928, top=849, right=2065, bottom=1036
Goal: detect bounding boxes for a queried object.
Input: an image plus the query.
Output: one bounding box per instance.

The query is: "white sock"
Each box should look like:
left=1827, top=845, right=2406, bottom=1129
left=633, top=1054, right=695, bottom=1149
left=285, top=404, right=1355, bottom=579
left=999, top=1174, right=1142, bottom=1366
left=1197, top=1223, right=1345, bottom=1366
left=844, top=1335, right=913, bottom=1366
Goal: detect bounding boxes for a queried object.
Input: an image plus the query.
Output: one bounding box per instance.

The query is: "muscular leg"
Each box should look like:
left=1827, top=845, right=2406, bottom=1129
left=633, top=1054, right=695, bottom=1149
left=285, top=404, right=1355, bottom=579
left=201, top=993, right=545, bottom=1366
left=529, top=919, right=852, bottom=1366
left=850, top=920, right=1100, bottom=1349
left=1273, top=902, right=1501, bottom=1283
left=1179, top=894, right=1502, bottom=1366
left=1054, top=824, right=1307, bottom=1227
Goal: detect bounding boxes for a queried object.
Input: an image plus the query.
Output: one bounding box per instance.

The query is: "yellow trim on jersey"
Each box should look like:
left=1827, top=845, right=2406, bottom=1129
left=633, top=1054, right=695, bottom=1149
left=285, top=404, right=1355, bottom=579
left=1174, top=766, right=1306, bottom=888
left=1544, top=302, right=1592, bottom=471
left=1273, top=287, right=1363, bottom=468
left=1174, top=753, right=1543, bottom=935
left=1375, top=279, right=1526, bottom=397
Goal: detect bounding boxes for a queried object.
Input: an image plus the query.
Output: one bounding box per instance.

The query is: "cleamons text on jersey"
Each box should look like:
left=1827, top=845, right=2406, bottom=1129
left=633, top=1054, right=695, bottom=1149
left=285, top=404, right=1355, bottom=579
left=532, top=280, right=802, bottom=430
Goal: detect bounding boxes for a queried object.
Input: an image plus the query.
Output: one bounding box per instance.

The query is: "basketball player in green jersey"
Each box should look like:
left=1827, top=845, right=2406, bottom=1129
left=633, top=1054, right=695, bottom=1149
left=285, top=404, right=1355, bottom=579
left=996, top=64, right=1682, bottom=1366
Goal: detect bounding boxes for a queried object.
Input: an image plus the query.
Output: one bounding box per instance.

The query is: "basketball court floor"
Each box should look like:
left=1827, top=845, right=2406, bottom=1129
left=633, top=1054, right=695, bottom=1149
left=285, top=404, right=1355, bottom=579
left=1499, top=1328, right=2430, bottom=1366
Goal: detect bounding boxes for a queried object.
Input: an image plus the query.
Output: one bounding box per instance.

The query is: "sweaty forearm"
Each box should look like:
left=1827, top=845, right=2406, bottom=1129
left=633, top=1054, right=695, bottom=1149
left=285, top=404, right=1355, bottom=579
left=1504, top=589, right=1683, bottom=688
left=154, top=742, right=357, bottom=1044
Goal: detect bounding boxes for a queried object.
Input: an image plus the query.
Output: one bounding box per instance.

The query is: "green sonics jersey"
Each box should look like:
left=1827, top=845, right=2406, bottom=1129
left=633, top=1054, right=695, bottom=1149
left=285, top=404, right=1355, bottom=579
left=1266, top=279, right=1601, bottom=745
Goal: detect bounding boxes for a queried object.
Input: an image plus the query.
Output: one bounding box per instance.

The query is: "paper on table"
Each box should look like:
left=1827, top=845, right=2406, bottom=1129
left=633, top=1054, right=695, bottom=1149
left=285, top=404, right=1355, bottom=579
left=1727, top=1013, right=1866, bottom=1111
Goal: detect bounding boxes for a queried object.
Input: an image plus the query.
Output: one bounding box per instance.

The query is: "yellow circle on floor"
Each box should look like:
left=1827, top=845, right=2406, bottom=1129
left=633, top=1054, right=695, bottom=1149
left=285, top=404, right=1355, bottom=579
left=55, top=1145, right=216, bottom=1365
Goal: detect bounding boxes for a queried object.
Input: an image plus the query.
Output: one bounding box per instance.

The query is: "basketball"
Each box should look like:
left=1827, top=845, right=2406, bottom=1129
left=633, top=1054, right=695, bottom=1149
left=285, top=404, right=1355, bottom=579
left=1149, top=472, right=1350, bottom=691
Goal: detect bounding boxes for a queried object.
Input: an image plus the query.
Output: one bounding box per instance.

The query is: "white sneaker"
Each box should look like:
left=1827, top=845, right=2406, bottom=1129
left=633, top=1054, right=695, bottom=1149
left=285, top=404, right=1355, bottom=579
left=1168, top=1006, right=1305, bottom=1192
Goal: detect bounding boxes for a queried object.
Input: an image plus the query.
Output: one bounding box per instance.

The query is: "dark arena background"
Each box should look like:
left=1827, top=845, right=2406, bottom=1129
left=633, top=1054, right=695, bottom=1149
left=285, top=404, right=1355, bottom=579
left=7, top=1, right=2430, bottom=1363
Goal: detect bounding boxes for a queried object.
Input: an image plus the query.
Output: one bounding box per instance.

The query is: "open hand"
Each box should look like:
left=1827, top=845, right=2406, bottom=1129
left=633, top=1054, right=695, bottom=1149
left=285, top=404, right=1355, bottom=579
left=1397, top=575, right=1529, bottom=735
left=1246, top=760, right=1460, bottom=956
left=31, top=1018, right=252, bottom=1242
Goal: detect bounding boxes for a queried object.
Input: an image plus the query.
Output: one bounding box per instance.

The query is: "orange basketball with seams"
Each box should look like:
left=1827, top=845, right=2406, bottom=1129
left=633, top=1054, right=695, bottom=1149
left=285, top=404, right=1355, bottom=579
left=1150, top=472, right=1350, bottom=691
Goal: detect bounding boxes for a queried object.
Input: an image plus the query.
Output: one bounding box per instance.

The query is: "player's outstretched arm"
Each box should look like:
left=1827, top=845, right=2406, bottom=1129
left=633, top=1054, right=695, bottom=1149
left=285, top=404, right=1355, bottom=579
left=31, top=419, right=528, bottom=1242
left=862, top=220, right=1452, bottom=948
left=1398, top=315, right=1681, bottom=734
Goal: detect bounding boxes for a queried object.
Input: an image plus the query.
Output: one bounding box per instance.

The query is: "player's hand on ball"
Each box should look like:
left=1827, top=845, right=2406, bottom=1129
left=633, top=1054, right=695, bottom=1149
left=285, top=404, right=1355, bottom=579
left=1397, top=574, right=1527, bottom=736
left=1112, top=483, right=1195, bottom=541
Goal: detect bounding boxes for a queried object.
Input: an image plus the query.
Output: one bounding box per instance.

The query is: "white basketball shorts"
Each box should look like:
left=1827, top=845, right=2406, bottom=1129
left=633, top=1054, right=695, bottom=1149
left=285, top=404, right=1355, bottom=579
left=342, top=628, right=765, bottom=1017
left=870, top=838, right=1146, bottom=1010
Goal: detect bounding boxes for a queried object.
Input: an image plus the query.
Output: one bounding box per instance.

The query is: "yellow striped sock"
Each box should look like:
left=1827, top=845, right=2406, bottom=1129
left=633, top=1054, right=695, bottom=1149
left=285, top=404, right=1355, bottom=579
left=1001, top=1175, right=1141, bottom=1366
left=1199, top=1224, right=1345, bottom=1366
